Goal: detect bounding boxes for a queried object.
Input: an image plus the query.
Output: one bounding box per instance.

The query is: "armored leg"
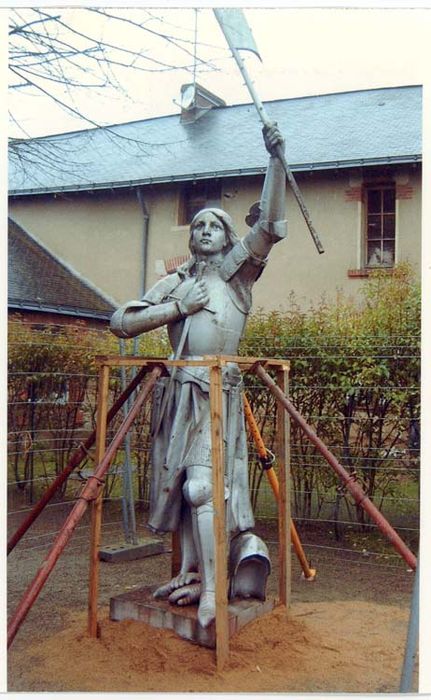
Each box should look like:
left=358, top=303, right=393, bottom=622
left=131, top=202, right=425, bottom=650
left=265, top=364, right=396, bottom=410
left=183, top=465, right=225, bottom=628
left=178, top=502, right=199, bottom=576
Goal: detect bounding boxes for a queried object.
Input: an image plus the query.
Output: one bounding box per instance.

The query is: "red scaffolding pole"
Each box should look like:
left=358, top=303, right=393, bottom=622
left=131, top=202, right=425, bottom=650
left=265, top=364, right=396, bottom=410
left=7, top=366, right=162, bottom=649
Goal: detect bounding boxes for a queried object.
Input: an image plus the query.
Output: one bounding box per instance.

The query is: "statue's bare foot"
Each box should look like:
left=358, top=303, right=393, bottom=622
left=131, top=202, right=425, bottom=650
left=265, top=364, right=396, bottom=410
left=153, top=572, right=201, bottom=599
left=197, top=591, right=216, bottom=628
left=168, top=582, right=201, bottom=606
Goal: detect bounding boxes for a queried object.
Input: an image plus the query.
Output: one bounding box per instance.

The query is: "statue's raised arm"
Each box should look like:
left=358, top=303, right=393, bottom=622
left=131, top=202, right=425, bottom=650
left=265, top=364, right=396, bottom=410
left=241, top=122, right=287, bottom=262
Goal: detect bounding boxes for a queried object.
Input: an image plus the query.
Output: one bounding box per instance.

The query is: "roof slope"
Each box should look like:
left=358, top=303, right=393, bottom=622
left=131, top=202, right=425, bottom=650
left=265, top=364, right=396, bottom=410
left=9, top=85, right=422, bottom=195
left=8, top=218, right=116, bottom=320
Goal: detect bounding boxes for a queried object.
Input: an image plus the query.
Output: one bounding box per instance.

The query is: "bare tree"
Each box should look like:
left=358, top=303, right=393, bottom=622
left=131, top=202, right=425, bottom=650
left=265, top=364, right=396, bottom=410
left=8, top=7, right=219, bottom=175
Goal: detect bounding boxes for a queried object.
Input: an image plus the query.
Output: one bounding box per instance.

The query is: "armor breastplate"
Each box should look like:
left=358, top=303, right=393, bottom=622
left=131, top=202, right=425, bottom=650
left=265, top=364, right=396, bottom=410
left=168, top=270, right=247, bottom=356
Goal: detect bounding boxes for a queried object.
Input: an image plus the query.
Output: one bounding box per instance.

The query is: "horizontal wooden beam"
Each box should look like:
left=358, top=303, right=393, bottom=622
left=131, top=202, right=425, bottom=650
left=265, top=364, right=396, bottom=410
left=95, top=354, right=290, bottom=370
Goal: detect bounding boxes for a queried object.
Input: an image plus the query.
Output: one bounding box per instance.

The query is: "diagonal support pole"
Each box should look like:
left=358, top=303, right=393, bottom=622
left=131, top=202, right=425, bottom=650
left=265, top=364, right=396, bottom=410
left=243, top=392, right=316, bottom=580
left=7, top=364, right=151, bottom=556
left=7, top=366, right=162, bottom=649
left=253, top=362, right=417, bottom=571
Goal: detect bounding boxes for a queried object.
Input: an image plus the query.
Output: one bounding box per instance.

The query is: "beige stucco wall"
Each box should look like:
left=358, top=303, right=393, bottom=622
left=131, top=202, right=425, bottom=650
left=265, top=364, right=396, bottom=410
left=9, top=190, right=144, bottom=305
left=9, top=166, right=421, bottom=311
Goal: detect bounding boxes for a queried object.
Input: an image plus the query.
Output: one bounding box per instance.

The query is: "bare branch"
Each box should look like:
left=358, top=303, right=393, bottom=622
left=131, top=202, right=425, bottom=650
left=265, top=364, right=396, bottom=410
left=9, top=13, right=61, bottom=35
left=8, top=7, right=220, bottom=179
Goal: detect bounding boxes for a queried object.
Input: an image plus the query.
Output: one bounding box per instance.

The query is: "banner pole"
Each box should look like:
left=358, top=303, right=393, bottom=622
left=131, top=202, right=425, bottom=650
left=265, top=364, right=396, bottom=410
left=214, top=9, right=325, bottom=255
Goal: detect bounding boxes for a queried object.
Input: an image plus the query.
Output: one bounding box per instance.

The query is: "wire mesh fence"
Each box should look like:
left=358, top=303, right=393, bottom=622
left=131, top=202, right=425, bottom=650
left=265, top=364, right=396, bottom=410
left=7, top=317, right=420, bottom=581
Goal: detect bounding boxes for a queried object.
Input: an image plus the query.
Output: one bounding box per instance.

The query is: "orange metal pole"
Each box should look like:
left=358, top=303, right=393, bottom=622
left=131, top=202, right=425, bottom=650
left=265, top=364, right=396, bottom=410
left=243, top=393, right=316, bottom=581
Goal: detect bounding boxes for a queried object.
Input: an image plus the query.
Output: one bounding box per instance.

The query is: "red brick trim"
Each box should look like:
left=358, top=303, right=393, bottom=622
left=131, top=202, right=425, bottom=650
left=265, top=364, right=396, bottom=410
left=344, top=186, right=363, bottom=202
left=164, top=254, right=191, bottom=274
left=396, top=184, right=414, bottom=200
left=348, top=268, right=370, bottom=278
left=348, top=267, right=394, bottom=278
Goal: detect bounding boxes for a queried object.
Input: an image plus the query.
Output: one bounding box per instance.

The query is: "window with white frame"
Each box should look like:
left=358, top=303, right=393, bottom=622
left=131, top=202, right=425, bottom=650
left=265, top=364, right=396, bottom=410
left=364, top=184, right=396, bottom=267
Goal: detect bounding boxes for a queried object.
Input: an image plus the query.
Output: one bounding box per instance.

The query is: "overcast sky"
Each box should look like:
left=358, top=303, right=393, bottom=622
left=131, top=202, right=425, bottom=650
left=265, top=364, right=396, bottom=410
left=8, top=5, right=431, bottom=138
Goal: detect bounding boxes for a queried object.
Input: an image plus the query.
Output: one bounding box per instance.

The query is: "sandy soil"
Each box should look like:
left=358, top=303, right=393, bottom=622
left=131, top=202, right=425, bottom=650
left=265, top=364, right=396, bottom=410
left=8, top=600, right=411, bottom=694
left=7, top=506, right=417, bottom=693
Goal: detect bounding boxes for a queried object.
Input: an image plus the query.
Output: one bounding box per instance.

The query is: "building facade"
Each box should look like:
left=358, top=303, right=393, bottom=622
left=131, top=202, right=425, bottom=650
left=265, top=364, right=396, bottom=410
left=9, top=85, right=422, bottom=311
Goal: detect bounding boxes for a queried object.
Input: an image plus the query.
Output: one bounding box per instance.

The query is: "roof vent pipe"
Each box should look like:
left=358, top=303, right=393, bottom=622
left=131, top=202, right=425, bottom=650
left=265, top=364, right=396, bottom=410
left=179, top=82, right=226, bottom=124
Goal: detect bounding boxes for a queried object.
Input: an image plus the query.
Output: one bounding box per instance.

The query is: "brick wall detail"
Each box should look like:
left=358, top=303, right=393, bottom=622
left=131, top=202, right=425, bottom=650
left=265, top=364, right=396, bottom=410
left=344, top=186, right=363, bottom=202
left=164, top=254, right=191, bottom=274
left=396, top=184, right=414, bottom=200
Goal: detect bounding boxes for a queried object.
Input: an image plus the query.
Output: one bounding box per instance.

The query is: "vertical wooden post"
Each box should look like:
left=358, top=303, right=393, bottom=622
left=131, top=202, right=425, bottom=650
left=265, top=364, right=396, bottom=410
left=88, top=363, right=110, bottom=637
left=209, top=360, right=229, bottom=671
left=275, top=364, right=291, bottom=609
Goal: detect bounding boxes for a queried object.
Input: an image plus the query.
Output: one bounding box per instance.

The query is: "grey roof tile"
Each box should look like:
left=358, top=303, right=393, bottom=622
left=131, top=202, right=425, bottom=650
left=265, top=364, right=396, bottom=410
left=8, top=218, right=116, bottom=319
left=9, top=86, right=422, bottom=195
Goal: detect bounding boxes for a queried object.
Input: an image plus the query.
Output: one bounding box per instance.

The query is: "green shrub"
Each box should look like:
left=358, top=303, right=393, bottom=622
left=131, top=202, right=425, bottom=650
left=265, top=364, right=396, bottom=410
left=241, top=263, right=420, bottom=530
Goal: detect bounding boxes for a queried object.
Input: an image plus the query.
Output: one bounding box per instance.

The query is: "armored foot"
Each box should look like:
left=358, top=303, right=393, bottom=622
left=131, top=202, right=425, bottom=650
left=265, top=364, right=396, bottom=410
left=168, top=582, right=201, bottom=605
left=153, top=572, right=201, bottom=600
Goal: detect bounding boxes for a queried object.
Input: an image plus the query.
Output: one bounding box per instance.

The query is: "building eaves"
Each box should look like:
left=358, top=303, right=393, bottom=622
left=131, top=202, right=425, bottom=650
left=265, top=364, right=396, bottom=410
left=8, top=299, right=113, bottom=321
left=8, top=154, right=422, bottom=197
left=9, top=86, right=422, bottom=197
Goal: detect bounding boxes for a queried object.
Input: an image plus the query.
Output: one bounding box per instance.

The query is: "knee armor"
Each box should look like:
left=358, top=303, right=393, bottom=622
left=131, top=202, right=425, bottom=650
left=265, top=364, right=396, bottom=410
left=182, top=476, right=212, bottom=508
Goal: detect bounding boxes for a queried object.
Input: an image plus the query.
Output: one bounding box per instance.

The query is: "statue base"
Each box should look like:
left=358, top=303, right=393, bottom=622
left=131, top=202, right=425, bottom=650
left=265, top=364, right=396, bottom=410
left=109, top=585, right=275, bottom=648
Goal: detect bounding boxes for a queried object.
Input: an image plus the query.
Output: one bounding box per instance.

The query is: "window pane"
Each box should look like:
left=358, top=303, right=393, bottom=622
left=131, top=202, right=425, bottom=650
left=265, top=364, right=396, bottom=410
left=367, top=214, right=381, bottom=236
left=367, top=242, right=382, bottom=266
left=383, top=214, right=395, bottom=238
left=367, top=190, right=381, bottom=213
left=382, top=239, right=395, bottom=265
left=383, top=188, right=395, bottom=212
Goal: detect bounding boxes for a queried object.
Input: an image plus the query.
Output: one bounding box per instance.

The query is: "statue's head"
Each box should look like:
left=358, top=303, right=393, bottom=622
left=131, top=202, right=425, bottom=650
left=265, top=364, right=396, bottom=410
left=189, top=207, right=240, bottom=256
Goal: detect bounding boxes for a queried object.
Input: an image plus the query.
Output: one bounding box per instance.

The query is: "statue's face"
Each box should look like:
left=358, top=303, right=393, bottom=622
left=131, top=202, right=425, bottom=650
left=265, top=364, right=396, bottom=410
left=190, top=211, right=227, bottom=256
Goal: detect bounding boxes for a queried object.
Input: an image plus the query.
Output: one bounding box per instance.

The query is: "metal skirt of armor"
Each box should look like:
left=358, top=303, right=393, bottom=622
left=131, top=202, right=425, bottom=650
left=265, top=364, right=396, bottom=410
left=147, top=362, right=255, bottom=535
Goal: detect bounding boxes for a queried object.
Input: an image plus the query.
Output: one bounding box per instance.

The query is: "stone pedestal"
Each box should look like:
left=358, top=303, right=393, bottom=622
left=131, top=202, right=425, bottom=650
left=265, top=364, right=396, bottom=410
left=110, top=585, right=274, bottom=648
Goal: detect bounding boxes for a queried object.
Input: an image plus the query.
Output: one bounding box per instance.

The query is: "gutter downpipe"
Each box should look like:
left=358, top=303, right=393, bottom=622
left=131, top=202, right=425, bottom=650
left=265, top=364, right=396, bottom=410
left=117, top=188, right=150, bottom=543
left=117, top=188, right=150, bottom=540
left=136, top=187, right=149, bottom=297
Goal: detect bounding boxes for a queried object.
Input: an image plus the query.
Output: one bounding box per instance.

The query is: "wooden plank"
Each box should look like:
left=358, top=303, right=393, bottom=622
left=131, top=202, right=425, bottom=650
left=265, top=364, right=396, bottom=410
left=95, top=356, right=220, bottom=368
left=209, top=362, right=229, bottom=672
left=87, top=363, right=110, bottom=637
left=95, top=355, right=291, bottom=370
left=275, top=365, right=291, bottom=609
